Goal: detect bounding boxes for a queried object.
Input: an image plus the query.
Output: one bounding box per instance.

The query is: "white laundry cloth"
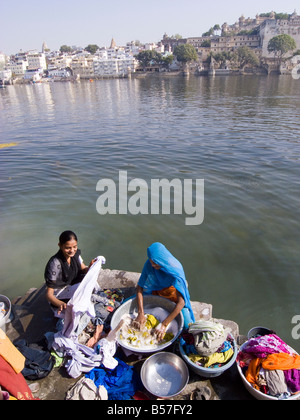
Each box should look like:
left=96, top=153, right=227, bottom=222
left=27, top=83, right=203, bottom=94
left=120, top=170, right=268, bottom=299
left=62, top=256, right=106, bottom=339
left=52, top=256, right=118, bottom=378
left=66, top=376, right=108, bottom=400
left=97, top=338, right=118, bottom=370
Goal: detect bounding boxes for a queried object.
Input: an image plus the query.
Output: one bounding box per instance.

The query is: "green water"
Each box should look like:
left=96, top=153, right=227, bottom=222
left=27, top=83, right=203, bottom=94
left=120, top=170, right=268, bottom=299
left=0, top=74, right=299, bottom=351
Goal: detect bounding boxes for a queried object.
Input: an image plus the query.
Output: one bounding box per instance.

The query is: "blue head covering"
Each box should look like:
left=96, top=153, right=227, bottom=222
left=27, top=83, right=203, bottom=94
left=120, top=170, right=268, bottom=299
left=138, top=242, right=195, bottom=323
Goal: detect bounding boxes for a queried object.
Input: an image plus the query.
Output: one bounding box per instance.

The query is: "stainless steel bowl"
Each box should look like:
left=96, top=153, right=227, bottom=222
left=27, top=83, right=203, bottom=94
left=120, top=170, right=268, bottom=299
left=141, top=352, right=189, bottom=398
left=110, top=295, right=184, bottom=354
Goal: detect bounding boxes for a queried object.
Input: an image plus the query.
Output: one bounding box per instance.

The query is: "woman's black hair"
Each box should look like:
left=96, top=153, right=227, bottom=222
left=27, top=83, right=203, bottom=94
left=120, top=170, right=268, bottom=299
left=59, top=230, right=78, bottom=245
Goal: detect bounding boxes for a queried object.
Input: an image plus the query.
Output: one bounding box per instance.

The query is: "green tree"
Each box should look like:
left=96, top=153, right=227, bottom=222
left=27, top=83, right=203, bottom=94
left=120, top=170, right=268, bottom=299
left=201, top=40, right=211, bottom=48
left=60, top=45, right=73, bottom=53
left=267, top=34, right=297, bottom=63
left=234, top=46, right=260, bottom=70
left=162, top=54, right=174, bottom=69
left=135, top=50, right=157, bottom=69
left=211, top=51, right=233, bottom=67
left=135, top=50, right=174, bottom=70
left=85, top=44, right=99, bottom=55
left=202, top=27, right=214, bottom=37
left=173, top=44, right=198, bottom=63
left=171, top=34, right=183, bottom=40
left=213, top=24, right=221, bottom=34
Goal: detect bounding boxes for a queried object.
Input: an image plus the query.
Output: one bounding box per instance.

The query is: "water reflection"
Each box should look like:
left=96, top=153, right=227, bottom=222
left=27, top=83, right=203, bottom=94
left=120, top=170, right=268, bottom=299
left=0, top=75, right=299, bottom=351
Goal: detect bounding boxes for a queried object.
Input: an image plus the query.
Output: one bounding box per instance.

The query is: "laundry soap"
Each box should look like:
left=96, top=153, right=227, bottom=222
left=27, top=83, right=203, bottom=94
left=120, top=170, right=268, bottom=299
left=0, top=328, right=25, bottom=374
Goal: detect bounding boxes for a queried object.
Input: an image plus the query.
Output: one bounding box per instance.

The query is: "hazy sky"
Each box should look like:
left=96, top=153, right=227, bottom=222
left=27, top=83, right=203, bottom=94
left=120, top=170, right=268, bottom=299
left=1, top=0, right=298, bottom=54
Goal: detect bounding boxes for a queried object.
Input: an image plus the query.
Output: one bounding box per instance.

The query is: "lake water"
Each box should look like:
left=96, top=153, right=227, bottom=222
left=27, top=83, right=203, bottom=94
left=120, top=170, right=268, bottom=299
left=0, top=74, right=299, bottom=352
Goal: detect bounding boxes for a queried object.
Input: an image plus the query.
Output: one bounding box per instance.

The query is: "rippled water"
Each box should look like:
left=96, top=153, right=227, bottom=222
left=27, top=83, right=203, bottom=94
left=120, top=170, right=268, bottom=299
left=0, top=75, right=299, bottom=351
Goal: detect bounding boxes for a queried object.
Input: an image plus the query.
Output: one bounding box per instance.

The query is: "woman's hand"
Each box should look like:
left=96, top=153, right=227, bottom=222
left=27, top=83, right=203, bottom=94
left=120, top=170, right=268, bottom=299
left=155, top=323, right=167, bottom=341
left=88, top=259, right=97, bottom=268
left=57, top=301, right=67, bottom=315
left=133, top=313, right=146, bottom=330
left=46, top=287, right=67, bottom=315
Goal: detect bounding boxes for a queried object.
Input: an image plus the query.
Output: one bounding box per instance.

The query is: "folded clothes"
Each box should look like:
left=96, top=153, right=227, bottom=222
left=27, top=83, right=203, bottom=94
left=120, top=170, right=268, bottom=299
left=188, top=320, right=227, bottom=357
left=188, top=348, right=234, bottom=368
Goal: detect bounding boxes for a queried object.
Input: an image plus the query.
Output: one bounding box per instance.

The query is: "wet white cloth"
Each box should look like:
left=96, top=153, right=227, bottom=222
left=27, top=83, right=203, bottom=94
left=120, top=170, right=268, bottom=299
left=53, top=256, right=117, bottom=378
left=62, top=256, right=106, bottom=339
left=97, top=338, right=118, bottom=370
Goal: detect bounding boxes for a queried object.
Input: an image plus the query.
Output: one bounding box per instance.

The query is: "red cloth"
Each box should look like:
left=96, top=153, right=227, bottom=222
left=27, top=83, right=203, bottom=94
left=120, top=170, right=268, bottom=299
left=0, top=355, right=38, bottom=400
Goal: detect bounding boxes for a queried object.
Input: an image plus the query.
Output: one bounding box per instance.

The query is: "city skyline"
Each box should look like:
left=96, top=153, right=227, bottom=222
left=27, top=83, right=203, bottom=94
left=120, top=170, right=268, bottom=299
left=1, top=0, right=299, bottom=55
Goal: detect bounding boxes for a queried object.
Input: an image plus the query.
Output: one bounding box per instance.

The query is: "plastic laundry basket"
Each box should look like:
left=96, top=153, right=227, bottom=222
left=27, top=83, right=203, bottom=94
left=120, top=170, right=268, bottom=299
left=0, top=295, right=12, bottom=333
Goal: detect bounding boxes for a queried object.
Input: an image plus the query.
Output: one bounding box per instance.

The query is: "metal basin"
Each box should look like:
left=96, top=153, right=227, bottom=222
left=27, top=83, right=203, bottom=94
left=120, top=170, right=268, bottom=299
left=110, top=295, right=184, bottom=353
left=141, top=352, right=189, bottom=398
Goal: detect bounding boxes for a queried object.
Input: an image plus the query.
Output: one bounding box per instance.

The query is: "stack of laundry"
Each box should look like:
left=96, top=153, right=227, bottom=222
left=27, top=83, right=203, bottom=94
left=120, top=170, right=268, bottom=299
left=180, top=320, right=234, bottom=368
left=237, top=333, right=300, bottom=399
left=77, top=288, right=124, bottom=346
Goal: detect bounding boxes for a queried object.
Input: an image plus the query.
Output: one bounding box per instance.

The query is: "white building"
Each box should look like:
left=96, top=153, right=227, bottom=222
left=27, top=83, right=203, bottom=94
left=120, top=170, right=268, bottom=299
left=9, top=60, right=28, bottom=75
left=93, top=54, right=138, bottom=77
left=24, top=68, right=43, bottom=81
left=0, top=69, right=12, bottom=82
left=70, top=57, right=95, bottom=78
left=0, top=53, right=6, bottom=70
left=48, top=68, right=72, bottom=78
left=27, top=52, right=47, bottom=70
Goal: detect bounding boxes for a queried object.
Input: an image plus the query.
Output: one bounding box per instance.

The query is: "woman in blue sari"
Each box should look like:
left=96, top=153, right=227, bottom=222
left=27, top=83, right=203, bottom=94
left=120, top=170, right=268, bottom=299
left=136, top=243, right=195, bottom=339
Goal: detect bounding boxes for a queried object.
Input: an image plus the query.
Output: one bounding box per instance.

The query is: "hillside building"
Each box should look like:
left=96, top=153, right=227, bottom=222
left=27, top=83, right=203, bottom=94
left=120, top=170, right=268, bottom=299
left=260, top=10, right=300, bottom=57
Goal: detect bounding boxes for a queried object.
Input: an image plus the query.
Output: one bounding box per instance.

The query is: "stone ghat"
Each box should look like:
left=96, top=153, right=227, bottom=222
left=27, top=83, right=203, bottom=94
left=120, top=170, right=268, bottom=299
left=6, top=269, right=252, bottom=400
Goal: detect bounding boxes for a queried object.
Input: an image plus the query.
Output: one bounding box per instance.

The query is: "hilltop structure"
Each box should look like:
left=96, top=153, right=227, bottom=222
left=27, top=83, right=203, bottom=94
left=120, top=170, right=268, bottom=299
left=162, top=10, right=300, bottom=60
left=260, top=10, right=300, bottom=57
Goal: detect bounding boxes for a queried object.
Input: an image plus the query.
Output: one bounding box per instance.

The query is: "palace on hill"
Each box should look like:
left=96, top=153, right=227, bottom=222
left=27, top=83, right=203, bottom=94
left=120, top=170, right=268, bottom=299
left=162, top=10, right=300, bottom=61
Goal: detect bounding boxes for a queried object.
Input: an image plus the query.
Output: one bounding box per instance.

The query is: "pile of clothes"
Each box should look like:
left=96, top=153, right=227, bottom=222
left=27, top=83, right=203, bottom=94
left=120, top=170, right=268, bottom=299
left=180, top=320, right=235, bottom=368
left=77, top=288, right=124, bottom=346
left=237, top=333, right=300, bottom=399
left=66, top=358, right=143, bottom=400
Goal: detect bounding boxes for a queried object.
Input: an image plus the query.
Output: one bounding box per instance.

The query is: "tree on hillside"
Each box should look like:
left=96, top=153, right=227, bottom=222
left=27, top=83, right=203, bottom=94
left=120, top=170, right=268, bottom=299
left=234, top=46, right=260, bottom=71
left=85, top=44, right=99, bottom=55
left=202, top=27, right=214, bottom=37
left=157, top=54, right=174, bottom=69
left=60, top=45, right=73, bottom=53
left=135, top=51, right=174, bottom=71
left=173, top=44, right=198, bottom=64
left=268, top=34, right=297, bottom=65
left=210, top=51, right=233, bottom=67
left=135, top=50, right=158, bottom=69
left=213, top=24, right=221, bottom=34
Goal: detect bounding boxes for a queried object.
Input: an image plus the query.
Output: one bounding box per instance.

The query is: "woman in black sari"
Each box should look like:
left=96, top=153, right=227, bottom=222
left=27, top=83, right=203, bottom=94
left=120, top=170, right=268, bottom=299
left=44, top=231, right=94, bottom=316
